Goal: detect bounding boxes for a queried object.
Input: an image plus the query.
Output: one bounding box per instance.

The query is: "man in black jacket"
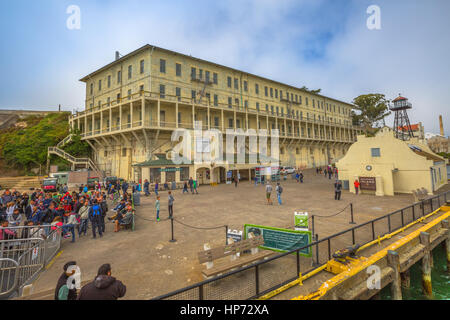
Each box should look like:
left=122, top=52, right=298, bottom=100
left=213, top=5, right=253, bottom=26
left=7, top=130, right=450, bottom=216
left=99, top=198, right=108, bottom=233
left=40, top=206, right=54, bottom=225
left=24, top=200, right=36, bottom=220
left=78, top=264, right=126, bottom=300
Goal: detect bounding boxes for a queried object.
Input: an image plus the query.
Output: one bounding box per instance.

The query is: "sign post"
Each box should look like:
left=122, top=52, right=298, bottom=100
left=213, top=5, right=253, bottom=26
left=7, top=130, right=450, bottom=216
left=294, top=212, right=309, bottom=231
left=359, top=176, right=376, bottom=191
left=227, top=229, right=243, bottom=243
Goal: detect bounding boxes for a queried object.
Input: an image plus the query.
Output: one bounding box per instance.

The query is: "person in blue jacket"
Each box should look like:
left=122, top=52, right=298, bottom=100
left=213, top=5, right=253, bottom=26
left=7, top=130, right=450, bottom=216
left=89, top=199, right=103, bottom=238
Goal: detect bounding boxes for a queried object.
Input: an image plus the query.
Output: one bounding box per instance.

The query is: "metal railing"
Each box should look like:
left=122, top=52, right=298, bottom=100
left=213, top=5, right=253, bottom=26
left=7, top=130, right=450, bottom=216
left=0, top=226, right=62, bottom=299
left=153, top=190, right=449, bottom=300
left=56, top=134, right=74, bottom=148
left=70, top=90, right=361, bottom=131
left=48, top=147, right=100, bottom=173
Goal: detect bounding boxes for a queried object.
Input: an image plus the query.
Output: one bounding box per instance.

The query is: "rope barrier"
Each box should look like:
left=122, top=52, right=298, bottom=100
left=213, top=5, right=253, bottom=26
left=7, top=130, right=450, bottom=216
left=133, top=213, right=170, bottom=222
left=312, top=203, right=351, bottom=218
left=173, top=218, right=226, bottom=230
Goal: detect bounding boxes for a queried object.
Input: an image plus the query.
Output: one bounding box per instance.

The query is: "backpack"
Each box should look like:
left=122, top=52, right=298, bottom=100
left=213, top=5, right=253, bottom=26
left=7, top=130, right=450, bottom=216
left=92, top=205, right=101, bottom=217
left=278, top=186, right=283, bottom=194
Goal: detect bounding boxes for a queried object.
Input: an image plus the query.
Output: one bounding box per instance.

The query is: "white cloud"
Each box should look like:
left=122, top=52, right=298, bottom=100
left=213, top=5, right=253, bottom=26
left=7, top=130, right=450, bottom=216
left=2, top=0, right=448, bottom=135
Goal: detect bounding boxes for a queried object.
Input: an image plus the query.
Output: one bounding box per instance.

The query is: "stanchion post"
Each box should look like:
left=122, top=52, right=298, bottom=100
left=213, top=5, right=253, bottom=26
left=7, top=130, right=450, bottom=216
left=311, top=215, right=315, bottom=237
left=225, top=225, right=228, bottom=245
left=314, top=234, right=319, bottom=266
left=169, top=216, right=176, bottom=243
left=349, top=203, right=356, bottom=224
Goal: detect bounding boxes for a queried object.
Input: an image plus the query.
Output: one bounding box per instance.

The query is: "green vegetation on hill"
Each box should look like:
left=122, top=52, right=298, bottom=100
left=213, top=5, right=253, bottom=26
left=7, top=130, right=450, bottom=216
left=0, top=112, right=90, bottom=174
left=437, top=152, right=450, bottom=159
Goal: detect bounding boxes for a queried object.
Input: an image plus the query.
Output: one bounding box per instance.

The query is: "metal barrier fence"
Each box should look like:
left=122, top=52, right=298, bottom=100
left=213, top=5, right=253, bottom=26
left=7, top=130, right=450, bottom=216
left=153, top=190, right=449, bottom=300
left=0, top=226, right=62, bottom=299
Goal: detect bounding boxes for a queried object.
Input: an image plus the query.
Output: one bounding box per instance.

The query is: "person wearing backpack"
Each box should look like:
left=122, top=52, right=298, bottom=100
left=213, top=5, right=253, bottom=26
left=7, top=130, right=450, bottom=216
left=276, top=183, right=283, bottom=205
left=89, top=200, right=103, bottom=238
left=78, top=201, right=90, bottom=236
left=55, top=261, right=78, bottom=300
left=99, top=198, right=108, bottom=233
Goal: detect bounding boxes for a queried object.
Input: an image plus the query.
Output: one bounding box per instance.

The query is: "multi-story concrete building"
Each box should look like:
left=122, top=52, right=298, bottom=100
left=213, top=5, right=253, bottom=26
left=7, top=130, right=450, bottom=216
left=68, top=44, right=362, bottom=183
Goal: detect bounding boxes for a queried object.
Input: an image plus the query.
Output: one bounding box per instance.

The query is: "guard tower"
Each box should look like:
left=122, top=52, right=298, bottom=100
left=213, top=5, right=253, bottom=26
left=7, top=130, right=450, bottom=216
left=390, top=95, right=413, bottom=140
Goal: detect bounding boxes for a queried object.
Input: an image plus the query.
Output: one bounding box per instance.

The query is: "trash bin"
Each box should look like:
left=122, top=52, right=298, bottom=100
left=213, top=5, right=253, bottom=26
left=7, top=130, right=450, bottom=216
left=133, top=191, right=140, bottom=206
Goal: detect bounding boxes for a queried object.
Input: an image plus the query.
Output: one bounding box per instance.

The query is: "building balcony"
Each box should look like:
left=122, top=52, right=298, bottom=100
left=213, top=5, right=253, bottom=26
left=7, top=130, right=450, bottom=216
left=72, top=91, right=361, bottom=136
left=80, top=119, right=355, bottom=144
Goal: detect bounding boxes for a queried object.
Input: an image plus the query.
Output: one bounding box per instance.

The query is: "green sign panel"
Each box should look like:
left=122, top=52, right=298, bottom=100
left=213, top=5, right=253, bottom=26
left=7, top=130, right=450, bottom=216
left=294, top=213, right=309, bottom=229
left=158, top=168, right=182, bottom=172
left=244, top=224, right=312, bottom=256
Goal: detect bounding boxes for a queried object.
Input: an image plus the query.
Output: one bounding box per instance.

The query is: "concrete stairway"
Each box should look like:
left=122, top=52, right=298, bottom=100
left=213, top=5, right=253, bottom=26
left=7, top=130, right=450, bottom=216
left=0, top=176, right=42, bottom=191
left=47, top=146, right=100, bottom=173
left=56, top=134, right=74, bottom=148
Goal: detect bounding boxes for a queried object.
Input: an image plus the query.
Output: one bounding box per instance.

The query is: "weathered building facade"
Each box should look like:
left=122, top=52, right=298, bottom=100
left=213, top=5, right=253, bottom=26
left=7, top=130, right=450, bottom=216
left=69, top=45, right=361, bottom=183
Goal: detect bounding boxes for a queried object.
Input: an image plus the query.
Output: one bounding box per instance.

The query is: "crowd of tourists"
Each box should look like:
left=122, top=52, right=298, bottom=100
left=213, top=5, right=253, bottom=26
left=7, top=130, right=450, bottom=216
left=0, top=183, right=136, bottom=242
left=142, top=177, right=199, bottom=197
left=316, top=165, right=339, bottom=179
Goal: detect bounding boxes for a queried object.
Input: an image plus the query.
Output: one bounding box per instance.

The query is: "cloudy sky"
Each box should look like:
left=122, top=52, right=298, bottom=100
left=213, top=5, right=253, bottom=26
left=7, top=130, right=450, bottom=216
left=0, top=0, right=448, bottom=135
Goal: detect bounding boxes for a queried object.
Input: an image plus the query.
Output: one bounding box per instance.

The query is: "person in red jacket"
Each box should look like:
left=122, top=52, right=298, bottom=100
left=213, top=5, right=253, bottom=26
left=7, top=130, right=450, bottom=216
left=0, top=219, right=16, bottom=240
left=354, top=179, right=360, bottom=195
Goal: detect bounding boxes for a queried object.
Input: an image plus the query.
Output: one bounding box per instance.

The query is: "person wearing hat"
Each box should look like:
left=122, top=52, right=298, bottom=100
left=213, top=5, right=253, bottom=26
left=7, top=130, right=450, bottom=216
left=54, top=261, right=78, bottom=300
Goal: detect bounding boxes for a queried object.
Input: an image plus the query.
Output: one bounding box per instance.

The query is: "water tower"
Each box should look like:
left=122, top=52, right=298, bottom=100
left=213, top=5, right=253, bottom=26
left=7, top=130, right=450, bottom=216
left=390, top=95, right=413, bottom=140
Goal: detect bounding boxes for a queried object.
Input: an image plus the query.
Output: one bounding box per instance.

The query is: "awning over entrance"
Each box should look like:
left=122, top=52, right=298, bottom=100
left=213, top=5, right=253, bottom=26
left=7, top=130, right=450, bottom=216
left=132, top=154, right=192, bottom=167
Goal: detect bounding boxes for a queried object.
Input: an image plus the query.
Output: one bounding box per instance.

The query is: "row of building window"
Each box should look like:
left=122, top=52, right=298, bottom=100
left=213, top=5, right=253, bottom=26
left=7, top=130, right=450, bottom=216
left=89, top=57, right=350, bottom=118
left=157, top=85, right=349, bottom=125
left=90, top=60, right=146, bottom=95
left=159, top=59, right=350, bottom=116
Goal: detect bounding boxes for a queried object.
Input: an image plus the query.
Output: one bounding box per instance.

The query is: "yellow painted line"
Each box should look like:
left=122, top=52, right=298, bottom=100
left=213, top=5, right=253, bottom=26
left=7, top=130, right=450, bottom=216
left=45, top=250, right=63, bottom=270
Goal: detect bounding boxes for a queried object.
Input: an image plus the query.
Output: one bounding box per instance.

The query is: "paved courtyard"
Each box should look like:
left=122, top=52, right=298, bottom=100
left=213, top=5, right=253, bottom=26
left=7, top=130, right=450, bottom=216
left=32, top=169, right=419, bottom=299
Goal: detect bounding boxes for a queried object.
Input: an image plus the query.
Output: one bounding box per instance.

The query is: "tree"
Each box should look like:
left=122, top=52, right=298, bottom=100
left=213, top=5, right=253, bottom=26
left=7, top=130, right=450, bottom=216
left=300, top=86, right=321, bottom=94
left=352, top=94, right=391, bottom=136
